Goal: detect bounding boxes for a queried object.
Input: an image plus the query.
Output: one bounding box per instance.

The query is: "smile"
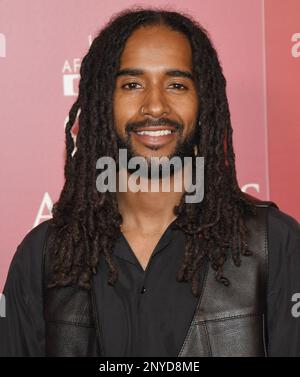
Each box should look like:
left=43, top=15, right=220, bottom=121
left=131, top=126, right=178, bottom=148
left=136, top=130, right=173, bottom=136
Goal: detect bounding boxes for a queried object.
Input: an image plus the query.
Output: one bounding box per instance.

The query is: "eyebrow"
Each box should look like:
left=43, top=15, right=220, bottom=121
left=116, top=68, right=194, bottom=80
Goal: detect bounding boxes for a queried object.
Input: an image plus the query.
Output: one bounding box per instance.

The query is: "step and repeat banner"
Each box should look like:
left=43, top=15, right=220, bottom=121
left=0, top=0, right=299, bottom=290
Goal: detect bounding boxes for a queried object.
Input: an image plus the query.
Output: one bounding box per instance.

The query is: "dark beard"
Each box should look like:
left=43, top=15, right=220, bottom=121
left=115, top=129, right=196, bottom=179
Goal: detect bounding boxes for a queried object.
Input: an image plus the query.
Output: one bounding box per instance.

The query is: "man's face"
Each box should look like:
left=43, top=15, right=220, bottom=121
left=113, top=24, right=199, bottom=162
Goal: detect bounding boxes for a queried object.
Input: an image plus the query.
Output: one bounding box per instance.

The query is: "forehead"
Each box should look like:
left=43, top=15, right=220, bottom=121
left=119, top=24, right=193, bottom=71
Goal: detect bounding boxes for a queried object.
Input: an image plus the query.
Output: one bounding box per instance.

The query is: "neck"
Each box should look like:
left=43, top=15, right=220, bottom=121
left=116, top=170, right=185, bottom=233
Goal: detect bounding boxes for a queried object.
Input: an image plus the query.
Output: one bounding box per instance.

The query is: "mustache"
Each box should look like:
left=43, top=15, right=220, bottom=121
left=125, top=118, right=184, bottom=134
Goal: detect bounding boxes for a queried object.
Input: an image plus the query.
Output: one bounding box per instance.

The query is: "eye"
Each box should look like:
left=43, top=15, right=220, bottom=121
left=121, top=82, right=142, bottom=90
left=169, top=83, right=187, bottom=90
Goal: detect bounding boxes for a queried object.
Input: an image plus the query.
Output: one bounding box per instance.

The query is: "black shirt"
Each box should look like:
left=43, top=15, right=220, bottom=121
left=0, top=206, right=300, bottom=356
left=94, top=218, right=198, bottom=356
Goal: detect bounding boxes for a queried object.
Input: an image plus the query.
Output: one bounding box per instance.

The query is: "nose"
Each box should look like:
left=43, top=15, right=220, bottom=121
left=141, top=85, right=171, bottom=118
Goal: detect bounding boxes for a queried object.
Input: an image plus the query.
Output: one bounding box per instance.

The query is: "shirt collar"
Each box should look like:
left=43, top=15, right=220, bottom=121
left=112, top=217, right=180, bottom=265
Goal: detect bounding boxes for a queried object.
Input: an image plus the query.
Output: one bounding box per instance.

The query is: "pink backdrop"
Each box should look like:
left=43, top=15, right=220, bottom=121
left=1, top=0, right=299, bottom=291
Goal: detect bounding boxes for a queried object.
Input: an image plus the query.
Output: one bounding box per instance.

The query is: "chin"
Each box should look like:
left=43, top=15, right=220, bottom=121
left=132, top=145, right=177, bottom=160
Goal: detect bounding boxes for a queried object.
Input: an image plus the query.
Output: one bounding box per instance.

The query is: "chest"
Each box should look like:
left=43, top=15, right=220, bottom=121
left=121, top=231, right=163, bottom=270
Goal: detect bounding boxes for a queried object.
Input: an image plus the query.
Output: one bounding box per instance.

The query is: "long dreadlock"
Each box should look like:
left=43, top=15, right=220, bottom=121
left=47, top=6, right=257, bottom=297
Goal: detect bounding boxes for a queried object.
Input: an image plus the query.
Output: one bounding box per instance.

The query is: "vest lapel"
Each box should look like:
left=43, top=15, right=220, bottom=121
left=178, top=204, right=272, bottom=357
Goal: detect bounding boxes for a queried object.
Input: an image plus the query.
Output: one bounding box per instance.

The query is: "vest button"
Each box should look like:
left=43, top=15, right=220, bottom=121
left=141, top=286, right=146, bottom=294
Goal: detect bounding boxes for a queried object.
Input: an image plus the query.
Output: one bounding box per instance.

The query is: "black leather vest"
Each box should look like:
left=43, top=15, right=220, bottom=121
left=43, top=194, right=278, bottom=357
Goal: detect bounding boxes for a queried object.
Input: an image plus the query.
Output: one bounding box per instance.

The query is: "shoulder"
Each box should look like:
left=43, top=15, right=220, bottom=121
left=18, top=219, right=53, bottom=248
left=267, top=205, right=300, bottom=244
left=242, top=192, right=299, bottom=235
left=2, top=219, right=54, bottom=316
left=266, top=205, right=300, bottom=271
left=241, top=194, right=300, bottom=297
left=7, top=219, right=54, bottom=281
left=266, top=206, right=300, bottom=285
left=241, top=192, right=300, bottom=257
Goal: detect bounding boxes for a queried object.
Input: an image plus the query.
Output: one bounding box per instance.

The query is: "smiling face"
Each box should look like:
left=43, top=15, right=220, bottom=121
left=113, top=23, right=199, bottom=162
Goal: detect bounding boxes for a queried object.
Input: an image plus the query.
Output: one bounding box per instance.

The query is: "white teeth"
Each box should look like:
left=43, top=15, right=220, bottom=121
left=136, top=130, right=173, bottom=136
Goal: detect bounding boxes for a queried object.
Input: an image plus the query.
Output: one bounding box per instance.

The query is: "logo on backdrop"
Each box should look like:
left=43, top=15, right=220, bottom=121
left=241, top=183, right=260, bottom=193
left=291, top=33, right=300, bottom=58
left=62, top=34, right=93, bottom=96
left=33, top=192, right=53, bottom=228
left=62, top=59, right=80, bottom=96
left=0, top=33, right=6, bottom=58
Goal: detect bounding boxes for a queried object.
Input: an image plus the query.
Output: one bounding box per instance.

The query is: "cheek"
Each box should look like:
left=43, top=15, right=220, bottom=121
left=179, top=99, right=199, bottom=133
left=113, top=95, right=139, bottom=135
left=185, top=94, right=199, bottom=115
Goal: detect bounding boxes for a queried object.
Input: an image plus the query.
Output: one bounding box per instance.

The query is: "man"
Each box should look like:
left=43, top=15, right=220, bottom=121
left=1, top=7, right=300, bottom=357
